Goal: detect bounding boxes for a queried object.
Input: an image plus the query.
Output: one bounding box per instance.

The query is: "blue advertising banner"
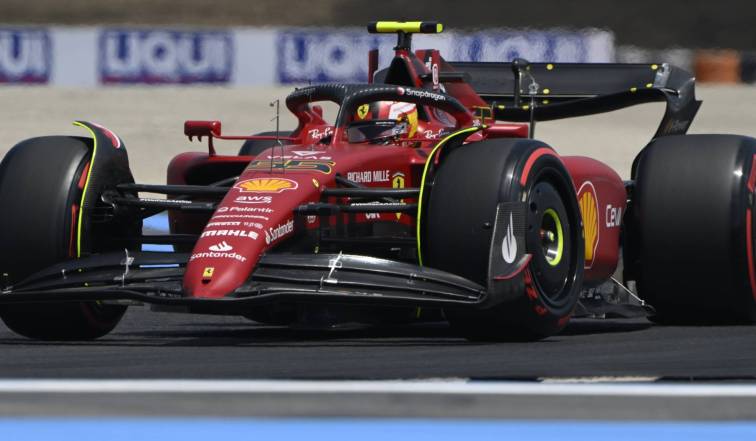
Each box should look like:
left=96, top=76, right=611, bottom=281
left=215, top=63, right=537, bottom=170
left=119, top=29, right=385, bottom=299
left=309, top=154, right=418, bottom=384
left=276, top=28, right=613, bottom=84
left=276, top=29, right=392, bottom=84
left=0, top=28, right=51, bottom=84
left=99, top=29, right=234, bottom=84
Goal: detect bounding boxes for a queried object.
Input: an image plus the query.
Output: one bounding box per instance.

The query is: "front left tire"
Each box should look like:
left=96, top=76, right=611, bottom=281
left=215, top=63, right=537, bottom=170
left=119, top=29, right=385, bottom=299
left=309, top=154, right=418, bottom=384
left=0, top=136, right=128, bottom=340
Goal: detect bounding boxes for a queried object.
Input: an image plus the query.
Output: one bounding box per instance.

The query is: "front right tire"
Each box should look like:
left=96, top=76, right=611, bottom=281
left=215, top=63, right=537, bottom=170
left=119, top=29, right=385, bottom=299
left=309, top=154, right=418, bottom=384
left=424, top=138, right=584, bottom=340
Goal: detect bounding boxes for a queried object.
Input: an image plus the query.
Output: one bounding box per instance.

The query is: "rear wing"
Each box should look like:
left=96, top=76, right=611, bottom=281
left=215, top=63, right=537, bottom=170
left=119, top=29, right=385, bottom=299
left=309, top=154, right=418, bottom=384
left=446, top=61, right=701, bottom=138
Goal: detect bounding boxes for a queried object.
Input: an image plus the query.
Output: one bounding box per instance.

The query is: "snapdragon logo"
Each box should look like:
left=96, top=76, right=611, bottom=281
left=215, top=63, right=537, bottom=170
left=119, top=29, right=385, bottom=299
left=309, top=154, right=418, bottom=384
left=264, top=219, right=294, bottom=245
left=397, top=87, right=446, bottom=102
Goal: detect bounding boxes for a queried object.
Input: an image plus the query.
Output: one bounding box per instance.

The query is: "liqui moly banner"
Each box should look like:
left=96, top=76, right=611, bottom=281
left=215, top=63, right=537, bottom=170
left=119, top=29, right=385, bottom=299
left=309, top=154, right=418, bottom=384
left=0, top=26, right=616, bottom=86
left=275, top=28, right=614, bottom=84
left=0, top=28, right=51, bottom=84
left=98, top=29, right=234, bottom=84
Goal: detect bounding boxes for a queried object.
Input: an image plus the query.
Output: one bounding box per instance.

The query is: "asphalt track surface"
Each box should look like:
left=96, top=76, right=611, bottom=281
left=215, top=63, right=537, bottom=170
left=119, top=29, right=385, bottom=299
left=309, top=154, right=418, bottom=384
left=1, top=310, right=756, bottom=419
left=1, top=309, right=755, bottom=380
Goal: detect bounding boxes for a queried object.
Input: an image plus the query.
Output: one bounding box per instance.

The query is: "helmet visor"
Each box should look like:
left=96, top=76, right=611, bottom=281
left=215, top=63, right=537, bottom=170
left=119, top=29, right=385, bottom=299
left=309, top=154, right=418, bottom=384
left=347, top=120, right=408, bottom=143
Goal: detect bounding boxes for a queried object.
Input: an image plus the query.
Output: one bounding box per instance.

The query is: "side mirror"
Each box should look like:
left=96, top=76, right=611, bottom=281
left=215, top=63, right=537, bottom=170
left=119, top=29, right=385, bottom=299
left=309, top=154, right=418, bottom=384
left=184, top=120, right=222, bottom=140
left=184, top=120, right=221, bottom=156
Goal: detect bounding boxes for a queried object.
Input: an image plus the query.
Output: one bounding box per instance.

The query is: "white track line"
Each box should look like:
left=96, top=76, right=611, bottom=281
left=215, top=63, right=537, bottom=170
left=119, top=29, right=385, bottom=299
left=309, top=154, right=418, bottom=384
left=0, top=380, right=754, bottom=397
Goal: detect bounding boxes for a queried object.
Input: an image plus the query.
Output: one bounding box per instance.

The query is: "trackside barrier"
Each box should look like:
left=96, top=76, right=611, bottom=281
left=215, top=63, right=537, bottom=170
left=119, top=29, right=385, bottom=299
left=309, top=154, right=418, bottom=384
left=0, top=26, right=614, bottom=86
left=1, top=26, right=753, bottom=86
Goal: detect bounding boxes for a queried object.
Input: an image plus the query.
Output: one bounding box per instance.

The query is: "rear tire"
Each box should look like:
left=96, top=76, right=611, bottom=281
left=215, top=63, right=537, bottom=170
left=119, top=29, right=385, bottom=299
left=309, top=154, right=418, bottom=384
left=0, top=136, right=127, bottom=340
left=425, top=139, right=584, bottom=340
left=238, top=130, right=292, bottom=156
left=633, top=134, right=756, bottom=324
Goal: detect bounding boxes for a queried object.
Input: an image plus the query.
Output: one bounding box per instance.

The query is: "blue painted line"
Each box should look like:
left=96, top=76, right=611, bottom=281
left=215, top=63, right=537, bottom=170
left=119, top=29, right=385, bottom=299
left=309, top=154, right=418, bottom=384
left=143, top=213, right=169, bottom=233
left=1, top=419, right=755, bottom=441
left=142, top=213, right=173, bottom=253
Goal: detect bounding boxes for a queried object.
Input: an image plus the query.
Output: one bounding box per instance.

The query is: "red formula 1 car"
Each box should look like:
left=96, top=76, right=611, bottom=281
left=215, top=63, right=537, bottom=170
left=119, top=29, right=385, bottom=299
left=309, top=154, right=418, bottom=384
left=1, top=21, right=755, bottom=341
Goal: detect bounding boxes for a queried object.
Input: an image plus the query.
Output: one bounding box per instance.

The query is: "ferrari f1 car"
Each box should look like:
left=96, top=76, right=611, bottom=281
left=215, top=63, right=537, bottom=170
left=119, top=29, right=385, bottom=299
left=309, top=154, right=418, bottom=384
left=1, top=21, right=755, bottom=341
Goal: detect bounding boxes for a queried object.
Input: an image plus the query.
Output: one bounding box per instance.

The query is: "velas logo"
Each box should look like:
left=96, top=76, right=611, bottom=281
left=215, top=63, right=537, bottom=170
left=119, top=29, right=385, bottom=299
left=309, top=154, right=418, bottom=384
left=578, top=181, right=599, bottom=269
left=235, top=178, right=298, bottom=194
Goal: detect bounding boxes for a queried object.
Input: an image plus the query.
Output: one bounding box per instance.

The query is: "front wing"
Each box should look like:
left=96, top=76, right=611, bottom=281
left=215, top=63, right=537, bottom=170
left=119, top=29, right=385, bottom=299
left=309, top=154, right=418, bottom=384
left=0, top=251, right=653, bottom=319
left=0, top=251, right=486, bottom=314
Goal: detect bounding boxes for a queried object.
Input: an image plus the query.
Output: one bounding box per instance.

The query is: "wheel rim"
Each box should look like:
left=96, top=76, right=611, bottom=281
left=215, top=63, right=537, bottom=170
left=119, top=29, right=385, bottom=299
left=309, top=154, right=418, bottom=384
left=541, top=208, right=564, bottom=266
left=526, top=179, right=573, bottom=303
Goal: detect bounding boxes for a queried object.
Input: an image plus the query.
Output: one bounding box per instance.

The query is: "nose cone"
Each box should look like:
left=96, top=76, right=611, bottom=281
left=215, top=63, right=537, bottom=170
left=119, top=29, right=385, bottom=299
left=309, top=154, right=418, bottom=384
left=182, top=173, right=318, bottom=298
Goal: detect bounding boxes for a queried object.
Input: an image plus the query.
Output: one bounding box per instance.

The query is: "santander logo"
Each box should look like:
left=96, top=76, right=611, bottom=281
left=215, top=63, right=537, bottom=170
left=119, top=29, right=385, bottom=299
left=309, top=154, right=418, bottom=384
left=209, top=241, right=232, bottom=252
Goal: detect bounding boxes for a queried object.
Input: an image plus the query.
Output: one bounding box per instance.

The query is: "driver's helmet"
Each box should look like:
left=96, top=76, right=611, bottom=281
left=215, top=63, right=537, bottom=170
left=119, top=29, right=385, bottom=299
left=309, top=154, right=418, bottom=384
left=347, top=101, right=418, bottom=144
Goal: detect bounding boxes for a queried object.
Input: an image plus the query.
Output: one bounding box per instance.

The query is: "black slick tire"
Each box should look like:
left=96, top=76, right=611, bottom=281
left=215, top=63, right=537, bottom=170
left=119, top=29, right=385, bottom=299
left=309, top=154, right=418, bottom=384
left=425, top=138, right=584, bottom=340
left=633, top=134, right=756, bottom=324
left=0, top=136, right=127, bottom=340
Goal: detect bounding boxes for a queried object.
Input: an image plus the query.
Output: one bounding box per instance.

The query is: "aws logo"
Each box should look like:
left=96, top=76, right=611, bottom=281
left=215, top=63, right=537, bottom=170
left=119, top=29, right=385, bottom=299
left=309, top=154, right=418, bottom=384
left=578, top=181, right=599, bottom=269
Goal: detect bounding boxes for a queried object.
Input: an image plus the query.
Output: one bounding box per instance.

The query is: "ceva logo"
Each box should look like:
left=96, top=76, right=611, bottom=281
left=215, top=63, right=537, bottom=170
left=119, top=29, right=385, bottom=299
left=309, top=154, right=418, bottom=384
left=99, top=29, right=233, bottom=84
left=0, top=29, right=51, bottom=83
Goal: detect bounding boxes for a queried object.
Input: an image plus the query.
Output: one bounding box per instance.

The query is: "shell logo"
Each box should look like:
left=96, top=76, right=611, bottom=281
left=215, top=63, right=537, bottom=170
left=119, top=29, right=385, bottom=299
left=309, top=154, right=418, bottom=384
left=235, top=178, right=298, bottom=194
left=578, top=181, right=599, bottom=268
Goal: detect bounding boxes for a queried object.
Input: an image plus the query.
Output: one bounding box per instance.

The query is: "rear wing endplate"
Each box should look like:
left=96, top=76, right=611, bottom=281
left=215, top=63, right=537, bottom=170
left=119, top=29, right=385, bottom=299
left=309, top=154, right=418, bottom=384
left=447, top=62, right=701, bottom=138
